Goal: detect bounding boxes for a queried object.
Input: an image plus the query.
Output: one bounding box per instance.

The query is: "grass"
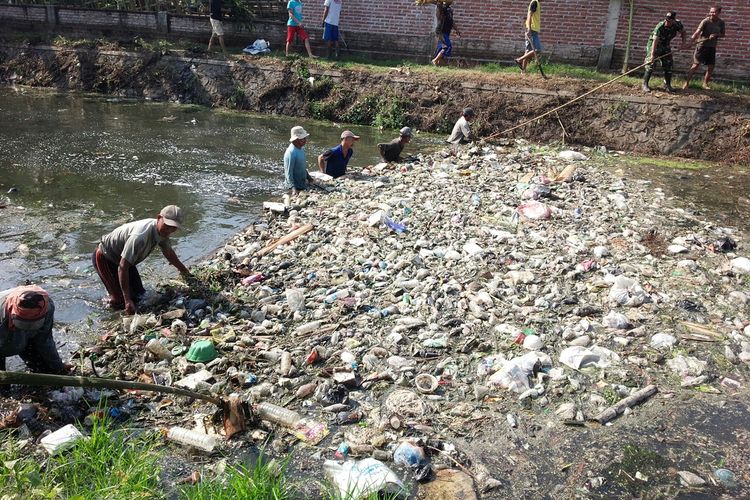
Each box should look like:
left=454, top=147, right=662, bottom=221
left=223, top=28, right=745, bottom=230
left=0, top=416, right=161, bottom=499
left=10, top=33, right=750, bottom=95
left=0, top=417, right=295, bottom=499
left=181, top=458, right=291, bottom=500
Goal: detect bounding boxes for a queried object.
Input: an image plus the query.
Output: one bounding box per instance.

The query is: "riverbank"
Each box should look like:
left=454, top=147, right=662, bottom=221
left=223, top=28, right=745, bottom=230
left=1, top=40, right=749, bottom=165
left=3, top=141, right=749, bottom=497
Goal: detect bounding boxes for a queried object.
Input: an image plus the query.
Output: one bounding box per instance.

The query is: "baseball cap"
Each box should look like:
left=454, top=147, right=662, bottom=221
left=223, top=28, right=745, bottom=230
left=289, top=126, right=310, bottom=142
left=160, top=205, right=184, bottom=228
left=463, top=107, right=476, bottom=117
left=399, top=127, right=413, bottom=137
left=665, top=12, right=676, bottom=20
left=341, top=130, right=360, bottom=140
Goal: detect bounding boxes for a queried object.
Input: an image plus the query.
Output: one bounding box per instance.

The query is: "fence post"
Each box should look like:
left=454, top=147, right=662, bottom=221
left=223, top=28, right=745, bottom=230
left=157, top=11, right=169, bottom=34
left=45, top=5, right=57, bottom=27
left=597, top=0, right=622, bottom=71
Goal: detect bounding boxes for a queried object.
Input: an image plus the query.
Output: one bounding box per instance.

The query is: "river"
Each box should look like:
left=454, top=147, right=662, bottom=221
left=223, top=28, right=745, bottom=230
left=0, top=87, right=439, bottom=335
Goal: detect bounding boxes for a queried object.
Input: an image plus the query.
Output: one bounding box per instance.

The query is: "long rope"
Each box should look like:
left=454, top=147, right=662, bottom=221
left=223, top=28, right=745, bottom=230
left=487, top=51, right=672, bottom=140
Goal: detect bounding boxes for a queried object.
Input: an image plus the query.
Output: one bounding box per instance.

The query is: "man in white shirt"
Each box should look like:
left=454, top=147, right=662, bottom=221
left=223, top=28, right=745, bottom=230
left=447, top=107, right=476, bottom=145
left=322, top=0, right=343, bottom=58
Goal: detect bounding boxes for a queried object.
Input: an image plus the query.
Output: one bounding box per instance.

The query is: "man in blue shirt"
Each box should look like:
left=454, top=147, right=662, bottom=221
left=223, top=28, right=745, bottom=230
left=318, top=130, right=359, bottom=178
left=286, top=0, right=316, bottom=57
left=284, top=126, right=313, bottom=195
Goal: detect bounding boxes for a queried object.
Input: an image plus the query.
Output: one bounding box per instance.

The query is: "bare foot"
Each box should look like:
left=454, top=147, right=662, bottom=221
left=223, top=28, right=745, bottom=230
left=702, top=84, right=711, bottom=90
left=682, top=82, right=689, bottom=89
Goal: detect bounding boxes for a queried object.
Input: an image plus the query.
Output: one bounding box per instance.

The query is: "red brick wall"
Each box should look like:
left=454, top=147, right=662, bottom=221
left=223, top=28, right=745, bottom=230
left=612, top=1, right=749, bottom=72
left=1, top=2, right=749, bottom=78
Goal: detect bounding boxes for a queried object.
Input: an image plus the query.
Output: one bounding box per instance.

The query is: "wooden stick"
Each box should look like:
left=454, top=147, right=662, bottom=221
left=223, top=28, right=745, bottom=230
left=593, top=384, right=657, bottom=424
left=0, top=371, right=222, bottom=406
left=486, top=52, right=673, bottom=140
left=254, top=224, right=314, bottom=258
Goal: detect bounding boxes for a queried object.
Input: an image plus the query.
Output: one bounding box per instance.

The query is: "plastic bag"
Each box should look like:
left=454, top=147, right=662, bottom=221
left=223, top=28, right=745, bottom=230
left=559, top=346, right=620, bottom=370
left=602, top=310, right=630, bottom=330
left=383, top=215, right=407, bottom=234
left=608, top=276, right=646, bottom=307
left=393, top=441, right=431, bottom=481
left=324, top=458, right=405, bottom=498
left=517, top=201, right=552, bottom=220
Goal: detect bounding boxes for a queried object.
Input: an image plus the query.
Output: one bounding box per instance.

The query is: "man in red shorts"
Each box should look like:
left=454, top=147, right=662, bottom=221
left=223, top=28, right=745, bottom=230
left=683, top=6, right=725, bottom=90
left=286, top=0, right=316, bottom=57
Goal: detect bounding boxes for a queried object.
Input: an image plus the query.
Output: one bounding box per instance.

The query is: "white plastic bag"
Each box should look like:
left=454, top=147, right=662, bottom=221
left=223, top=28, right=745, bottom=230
left=608, top=276, right=646, bottom=307
left=559, top=346, right=620, bottom=370
left=41, top=424, right=84, bottom=455
left=324, top=459, right=405, bottom=498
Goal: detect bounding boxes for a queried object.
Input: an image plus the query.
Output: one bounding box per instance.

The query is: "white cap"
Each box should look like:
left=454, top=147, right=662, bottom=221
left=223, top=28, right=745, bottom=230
left=290, top=126, right=310, bottom=142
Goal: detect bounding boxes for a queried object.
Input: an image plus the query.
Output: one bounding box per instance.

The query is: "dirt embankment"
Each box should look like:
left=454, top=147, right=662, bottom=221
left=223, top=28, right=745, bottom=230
left=1, top=43, right=749, bottom=165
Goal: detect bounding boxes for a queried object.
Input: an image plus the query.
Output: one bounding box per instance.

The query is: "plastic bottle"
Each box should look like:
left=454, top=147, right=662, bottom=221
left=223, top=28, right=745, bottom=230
left=146, top=339, right=173, bottom=360
left=257, top=402, right=301, bottom=427
left=166, top=426, right=218, bottom=452
left=279, top=351, right=292, bottom=376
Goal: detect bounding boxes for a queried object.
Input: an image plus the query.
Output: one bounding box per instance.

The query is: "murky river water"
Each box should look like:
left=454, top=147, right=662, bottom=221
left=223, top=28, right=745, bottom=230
left=0, top=87, right=439, bottom=334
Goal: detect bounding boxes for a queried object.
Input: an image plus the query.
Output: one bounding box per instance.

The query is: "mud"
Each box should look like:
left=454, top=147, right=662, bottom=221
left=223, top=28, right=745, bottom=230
left=1, top=42, right=749, bottom=166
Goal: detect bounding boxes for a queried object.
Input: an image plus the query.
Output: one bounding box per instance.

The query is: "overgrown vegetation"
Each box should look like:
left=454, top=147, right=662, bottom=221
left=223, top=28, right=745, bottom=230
left=181, top=459, right=291, bottom=500
left=0, top=417, right=161, bottom=498
left=0, top=417, right=297, bottom=499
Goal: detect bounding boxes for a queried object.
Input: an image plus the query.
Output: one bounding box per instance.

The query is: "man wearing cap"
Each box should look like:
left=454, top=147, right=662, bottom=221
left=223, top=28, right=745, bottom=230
left=318, top=130, right=359, bottom=178
left=93, top=205, right=190, bottom=315
left=643, top=12, right=686, bottom=93
left=447, top=107, right=476, bottom=144
left=0, top=285, right=66, bottom=374
left=683, top=6, right=725, bottom=90
left=377, top=127, right=413, bottom=163
left=285, top=126, right=314, bottom=195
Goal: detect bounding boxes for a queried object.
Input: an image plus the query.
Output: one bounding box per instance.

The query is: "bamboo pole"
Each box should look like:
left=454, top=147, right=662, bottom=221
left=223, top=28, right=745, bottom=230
left=0, top=371, right=222, bottom=405
left=254, top=224, right=314, bottom=258
left=593, top=384, right=657, bottom=423
left=622, top=0, right=635, bottom=74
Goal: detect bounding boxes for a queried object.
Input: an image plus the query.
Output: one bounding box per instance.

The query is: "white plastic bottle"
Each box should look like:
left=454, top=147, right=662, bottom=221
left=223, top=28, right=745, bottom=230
left=257, top=402, right=301, bottom=427
left=166, top=426, right=218, bottom=452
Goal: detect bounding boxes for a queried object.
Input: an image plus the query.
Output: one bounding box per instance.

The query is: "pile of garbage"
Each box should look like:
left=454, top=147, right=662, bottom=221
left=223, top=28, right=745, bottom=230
left=10, top=141, right=750, bottom=495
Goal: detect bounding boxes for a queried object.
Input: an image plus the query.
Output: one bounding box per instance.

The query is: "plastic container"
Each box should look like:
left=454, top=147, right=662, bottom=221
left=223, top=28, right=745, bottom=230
left=166, top=426, right=218, bottom=452
left=414, top=373, right=439, bottom=394
left=41, top=424, right=84, bottom=455
left=146, top=338, right=173, bottom=360
left=257, top=402, right=301, bottom=427
left=185, top=340, right=218, bottom=363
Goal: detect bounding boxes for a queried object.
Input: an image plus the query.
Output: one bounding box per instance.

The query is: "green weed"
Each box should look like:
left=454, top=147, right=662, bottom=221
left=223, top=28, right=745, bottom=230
left=373, top=96, right=409, bottom=130
left=228, top=84, right=246, bottom=108
left=0, top=417, right=161, bottom=499
left=181, top=458, right=290, bottom=500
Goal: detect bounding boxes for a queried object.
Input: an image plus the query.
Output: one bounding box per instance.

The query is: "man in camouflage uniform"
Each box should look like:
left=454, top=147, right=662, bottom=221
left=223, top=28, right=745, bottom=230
left=642, top=12, right=686, bottom=93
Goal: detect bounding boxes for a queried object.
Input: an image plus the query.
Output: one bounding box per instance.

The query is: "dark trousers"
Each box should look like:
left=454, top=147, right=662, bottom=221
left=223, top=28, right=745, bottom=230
left=91, top=247, right=145, bottom=305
